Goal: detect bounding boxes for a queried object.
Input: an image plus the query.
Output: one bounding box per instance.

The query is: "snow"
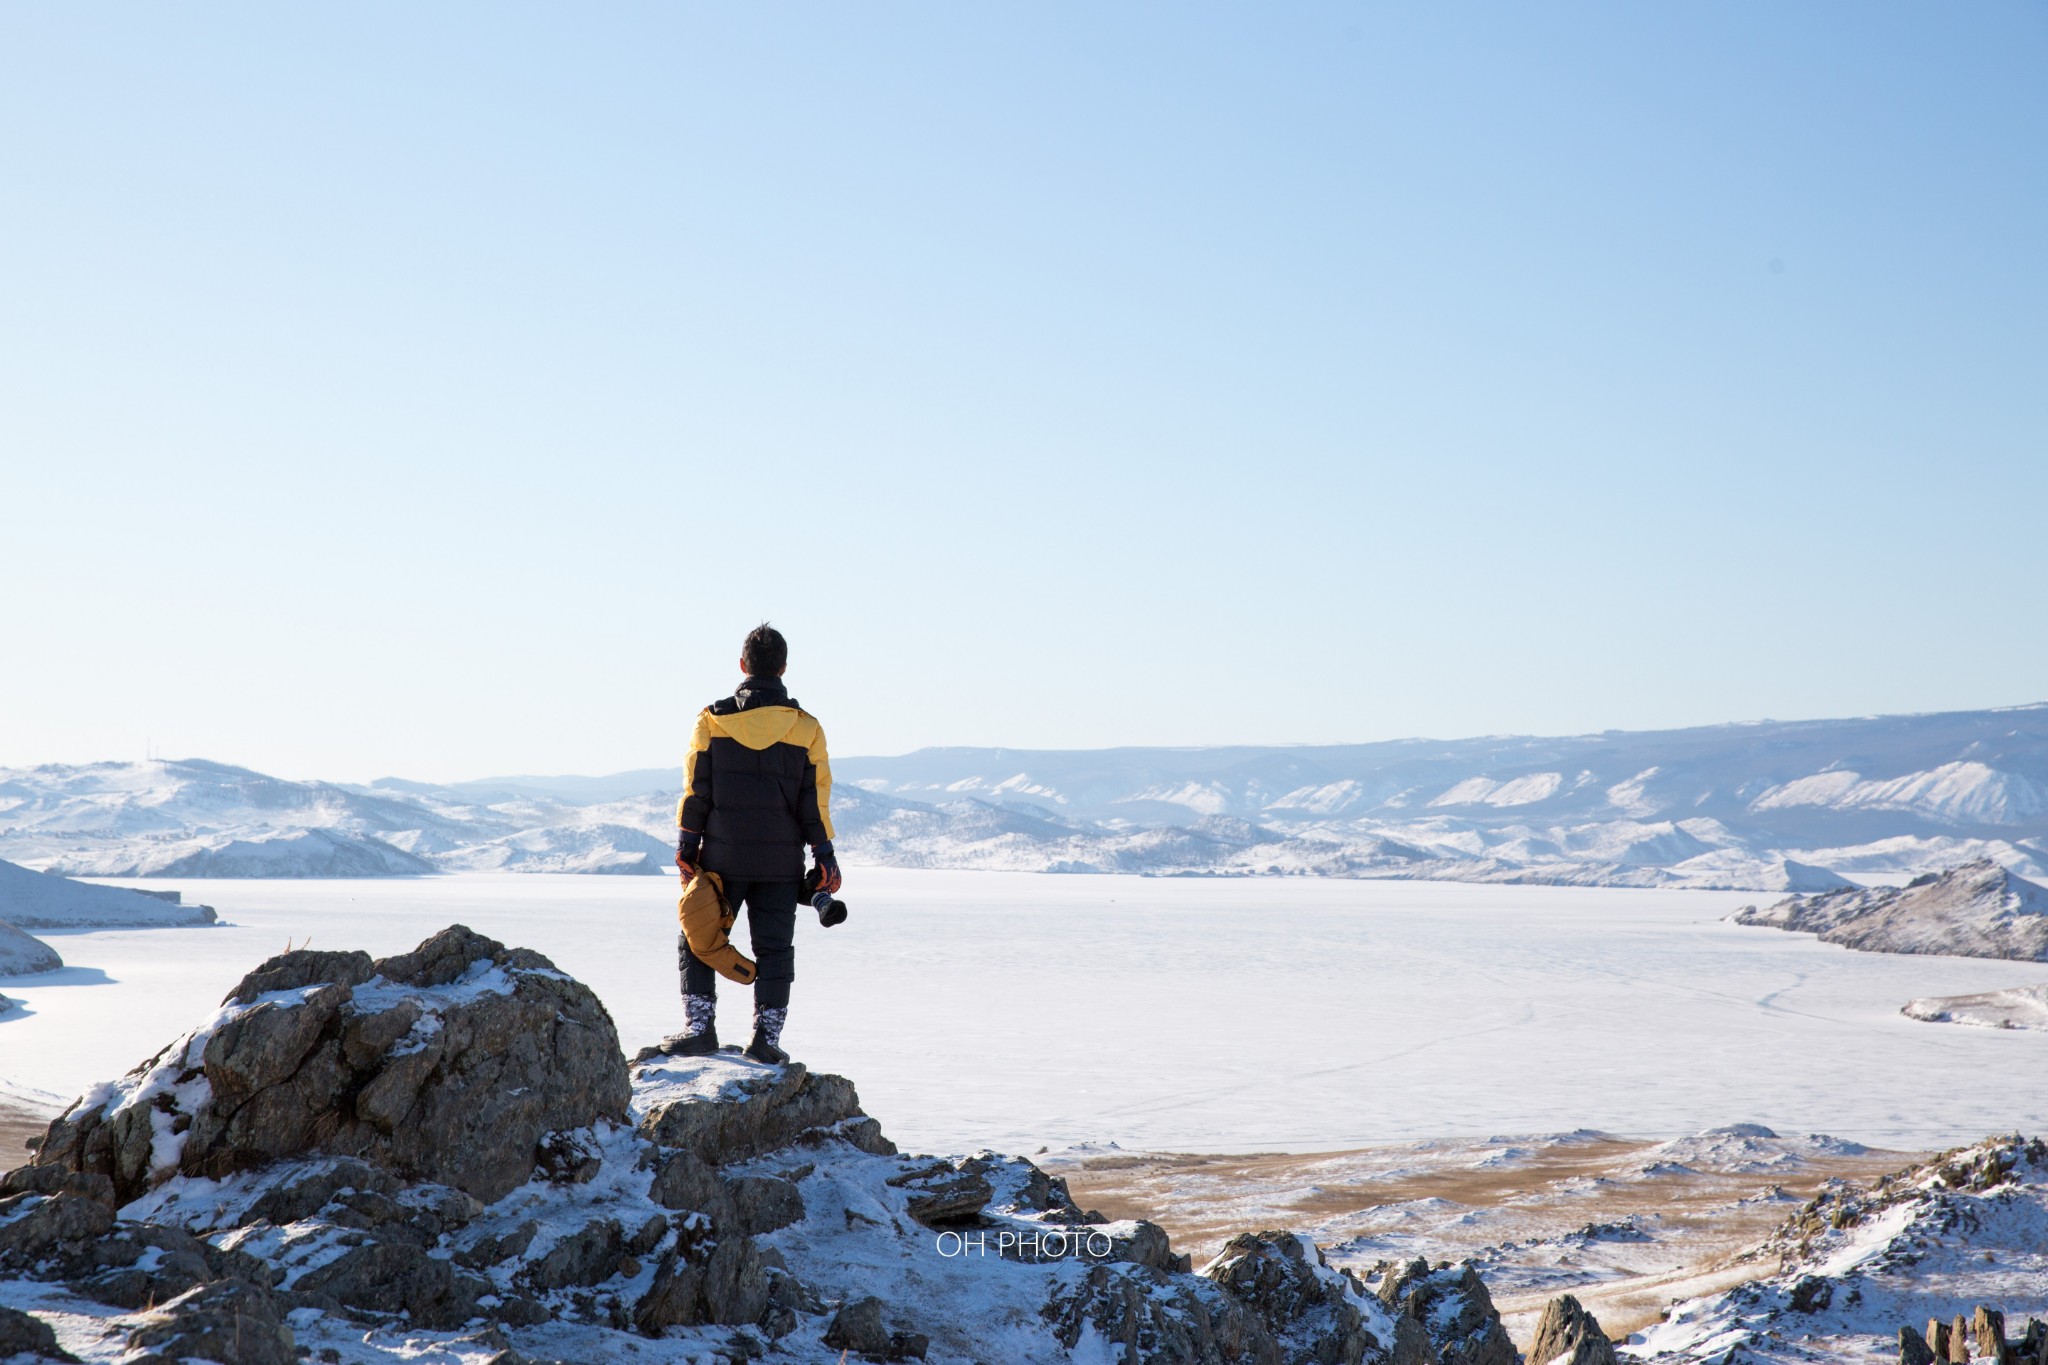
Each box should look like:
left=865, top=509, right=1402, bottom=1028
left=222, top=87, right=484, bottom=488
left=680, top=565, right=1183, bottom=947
left=6, top=872, right=2048, bottom=1158
left=1752, top=762, right=2048, bottom=826
left=13, top=702, right=2048, bottom=888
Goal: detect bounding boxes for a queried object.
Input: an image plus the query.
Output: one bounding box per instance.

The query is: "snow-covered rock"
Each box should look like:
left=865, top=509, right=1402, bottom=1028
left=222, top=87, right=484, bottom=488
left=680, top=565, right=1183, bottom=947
left=1731, top=860, right=2048, bottom=960
left=1902, top=983, right=2048, bottom=1031
left=31, top=925, right=628, bottom=1206
left=0, top=921, right=61, bottom=976
left=0, top=856, right=215, bottom=928
left=2, top=928, right=1530, bottom=1363
left=1627, top=1136, right=2048, bottom=1365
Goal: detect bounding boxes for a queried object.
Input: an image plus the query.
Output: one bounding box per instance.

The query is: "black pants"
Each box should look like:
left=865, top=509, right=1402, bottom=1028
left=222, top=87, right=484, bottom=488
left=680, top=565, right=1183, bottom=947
left=681, top=877, right=798, bottom=1011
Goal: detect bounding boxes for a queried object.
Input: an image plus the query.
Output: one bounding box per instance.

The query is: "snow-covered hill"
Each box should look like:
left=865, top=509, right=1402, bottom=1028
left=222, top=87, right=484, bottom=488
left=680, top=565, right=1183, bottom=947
left=0, top=856, right=216, bottom=929
left=1732, top=860, right=2048, bottom=960
left=5, top=702, right=2048, bottom=888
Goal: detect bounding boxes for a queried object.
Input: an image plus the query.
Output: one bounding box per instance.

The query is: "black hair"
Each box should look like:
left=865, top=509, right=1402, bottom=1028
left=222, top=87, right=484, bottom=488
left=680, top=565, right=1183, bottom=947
left=742, top=622, right=788, bottom=676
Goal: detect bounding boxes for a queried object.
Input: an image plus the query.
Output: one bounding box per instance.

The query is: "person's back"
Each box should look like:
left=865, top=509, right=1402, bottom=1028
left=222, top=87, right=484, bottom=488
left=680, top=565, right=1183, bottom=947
left=650, top=623, right=841, bottom=1065
left=690, top=676, right=829, bottom=882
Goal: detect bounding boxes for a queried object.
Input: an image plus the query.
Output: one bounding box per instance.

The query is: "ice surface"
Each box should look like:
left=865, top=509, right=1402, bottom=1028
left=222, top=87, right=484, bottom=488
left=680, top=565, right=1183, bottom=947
left=3, top=871, right=2047, bottom=1157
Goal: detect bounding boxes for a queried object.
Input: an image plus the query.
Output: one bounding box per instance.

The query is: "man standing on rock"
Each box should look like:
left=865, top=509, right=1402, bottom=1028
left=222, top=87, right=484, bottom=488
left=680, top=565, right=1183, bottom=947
left=654, top=623, right=840, bottom=1065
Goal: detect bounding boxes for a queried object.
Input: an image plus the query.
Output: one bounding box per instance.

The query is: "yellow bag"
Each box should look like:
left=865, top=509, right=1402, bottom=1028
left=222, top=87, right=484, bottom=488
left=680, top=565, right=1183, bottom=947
left=678, top=869, right=756, bottom=985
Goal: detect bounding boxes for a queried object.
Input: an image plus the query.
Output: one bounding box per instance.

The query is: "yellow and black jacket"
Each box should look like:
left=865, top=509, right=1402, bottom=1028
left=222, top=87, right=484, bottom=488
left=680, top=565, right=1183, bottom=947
left=677, top=676, right=834, bottom=881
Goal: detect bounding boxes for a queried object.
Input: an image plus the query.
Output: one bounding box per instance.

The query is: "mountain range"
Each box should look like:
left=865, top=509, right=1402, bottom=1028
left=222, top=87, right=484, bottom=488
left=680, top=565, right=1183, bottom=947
left=3, top=702, right=2045, bottom=890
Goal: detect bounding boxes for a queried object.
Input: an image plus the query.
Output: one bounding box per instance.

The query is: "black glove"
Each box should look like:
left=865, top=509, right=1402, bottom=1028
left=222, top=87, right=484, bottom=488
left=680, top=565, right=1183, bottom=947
left=677, top=830, right=702, bottom=881
left=808, top=841, right=841, bottom=895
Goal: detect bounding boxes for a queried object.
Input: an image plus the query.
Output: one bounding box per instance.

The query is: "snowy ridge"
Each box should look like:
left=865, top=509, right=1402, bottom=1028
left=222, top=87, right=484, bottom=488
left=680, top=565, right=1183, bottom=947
left=6, top=702, right=2048, bottom=888
left=1626, top=1137, right=2048, bottom=1365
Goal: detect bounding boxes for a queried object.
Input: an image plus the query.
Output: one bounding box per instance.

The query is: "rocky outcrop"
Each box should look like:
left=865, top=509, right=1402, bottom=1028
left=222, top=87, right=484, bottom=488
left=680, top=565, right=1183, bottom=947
left=1632, top=1136, right=2048, bottom=1365
left=1203, top=1230, right=1388, bottom=1364
left=0, top=919, right=61, bottom=975
left=29, top=924, right=629, bottom=1203
left=637, top=1057, right=891, bottom=1164
left=1734, top=860, right=2048, bottom=960
left=1376, top=1259, right=1519, bottom=1365
left=1527, top=1294, right=1617, bottom=1365
left=3, top=926, right=1527, bottom=1363
left=0, top=1304, right=77, bottom=1361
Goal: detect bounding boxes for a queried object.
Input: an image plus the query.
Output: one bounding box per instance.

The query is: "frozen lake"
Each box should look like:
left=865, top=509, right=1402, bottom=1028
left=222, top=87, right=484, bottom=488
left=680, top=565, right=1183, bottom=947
left=4, top=870, right=2045, bottom=1155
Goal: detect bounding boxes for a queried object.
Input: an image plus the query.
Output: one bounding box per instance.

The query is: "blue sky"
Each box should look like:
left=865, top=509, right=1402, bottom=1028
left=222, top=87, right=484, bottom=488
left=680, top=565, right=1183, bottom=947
left=2, top=3, right=2043, bottom=781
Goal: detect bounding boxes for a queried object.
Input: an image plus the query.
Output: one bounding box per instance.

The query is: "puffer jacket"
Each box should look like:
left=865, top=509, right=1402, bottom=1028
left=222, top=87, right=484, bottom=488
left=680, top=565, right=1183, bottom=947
left=676, top=675, right=834, bottom=881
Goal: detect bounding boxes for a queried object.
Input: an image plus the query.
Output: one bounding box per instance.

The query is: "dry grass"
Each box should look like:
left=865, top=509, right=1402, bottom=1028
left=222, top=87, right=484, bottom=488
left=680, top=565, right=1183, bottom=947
left=1057, top=1137, right=1922, bottom=1345
left=0, top=1102, right=50, bottom=1170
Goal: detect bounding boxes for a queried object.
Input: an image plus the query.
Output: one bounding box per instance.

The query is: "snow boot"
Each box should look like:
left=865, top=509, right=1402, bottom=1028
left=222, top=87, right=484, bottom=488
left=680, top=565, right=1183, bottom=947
left=634, top=994, right=719, bottom=1061
left=744, top=1005, right=789, bottom=1065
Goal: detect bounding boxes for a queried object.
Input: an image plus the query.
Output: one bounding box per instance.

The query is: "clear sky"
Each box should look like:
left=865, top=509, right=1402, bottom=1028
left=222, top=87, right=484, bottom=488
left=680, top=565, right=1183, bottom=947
left=2, top=3, right=2043, bottom=782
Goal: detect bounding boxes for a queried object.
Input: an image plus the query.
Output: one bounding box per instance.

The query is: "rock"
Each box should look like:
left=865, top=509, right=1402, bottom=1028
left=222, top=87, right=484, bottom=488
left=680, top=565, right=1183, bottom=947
left=1391, top=1315, right=1440, bottom=1365
left=1202, top=1229, right=1380, bottom=1364
left=1788, top=1275, right=1833, bottom=1314
left=295, top=1236, right=492, bottom=1328
left=0, top=1192, right=115, bottom=1269
left=536, top=1128, right=604, bottom=1184
left=1045, top=1261, right=1281, bottom=1365
left=1929, top=1321, right=1953, bottom=1361
left=626, top=1213, right=669, bottom=1256
left=29, top=925, right=631, bottom=1204
left=1379, top=1261, right=1515, bottom=1365
left=837, top=1115, right=898, bottom=1157
left=632, top=1233, right=788, bottom=1332
left=1903, top=1326, right=1937, bottom=1365
left=1955, top=1316, right=1975, bottom=1364
left=1099, top=1220, right=1185, bottom=1274
left=66, top=1224, right=216, bottom=1309
left=457, top=1219, right=540, bottom=1269
left=127, top=1279, right=296, bottom=1365
left=1978, top=1306, right=2011, bottom=1361
left=824, top=1296, right=892, bottom=1355
left=820, top=1295, right=931, bottom=1361
left=1380, top=1257, right=1431, bottom=1307
left=635, top=1058, right=881, bottom=1164
left=648, top=1146, right=739, bottom=1229
left=0, top=1305, right=76, bottom=1362
left=0, top=1166, right=116, bottom=1209
left=727, top=1174, right=804, bottom=1235
left=887, top=1160, right=993, bottom=1228
left=1529, top=1295, right=1617, bottom=1365
left=521, top=1217, right=625, bottom=1291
